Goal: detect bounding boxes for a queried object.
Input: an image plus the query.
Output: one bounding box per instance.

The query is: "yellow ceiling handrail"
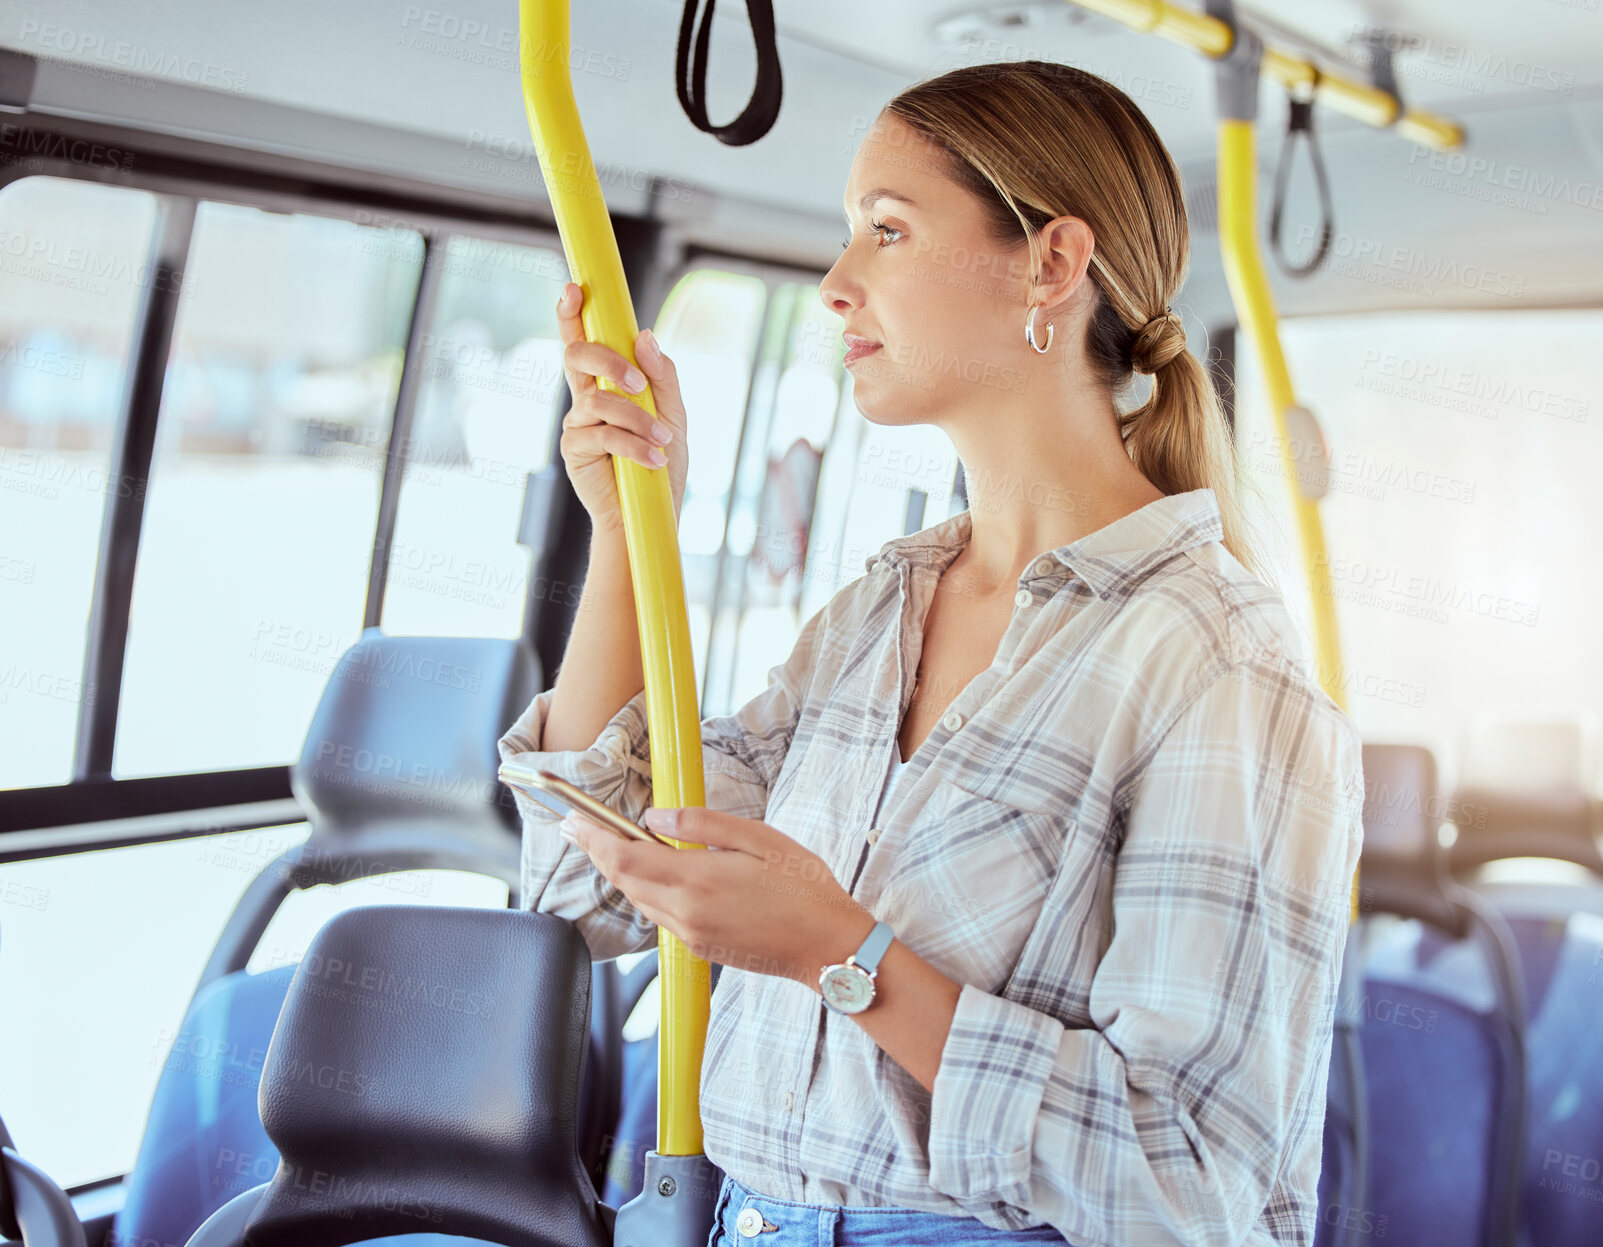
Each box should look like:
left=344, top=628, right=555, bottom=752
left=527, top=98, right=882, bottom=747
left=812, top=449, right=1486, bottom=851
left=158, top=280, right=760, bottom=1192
left=1067, top=0, right=1465, bottom=150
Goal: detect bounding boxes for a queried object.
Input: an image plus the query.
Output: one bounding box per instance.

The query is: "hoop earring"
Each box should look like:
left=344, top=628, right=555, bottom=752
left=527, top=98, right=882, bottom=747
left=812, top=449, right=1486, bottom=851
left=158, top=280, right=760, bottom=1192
left=1024, top=303, right=1054, bottom=354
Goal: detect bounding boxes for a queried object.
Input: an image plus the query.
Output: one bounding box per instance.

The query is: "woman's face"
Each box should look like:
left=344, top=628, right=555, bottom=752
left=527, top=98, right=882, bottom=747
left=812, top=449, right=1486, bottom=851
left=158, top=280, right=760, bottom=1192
left=820, top=111, right=1037, bottom=426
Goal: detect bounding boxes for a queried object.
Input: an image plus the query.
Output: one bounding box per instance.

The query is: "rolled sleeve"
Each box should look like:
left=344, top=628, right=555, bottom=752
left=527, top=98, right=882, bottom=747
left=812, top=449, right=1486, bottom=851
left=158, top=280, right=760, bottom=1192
left=927, top=660, right=1365, bottom=1246
left=497, top=683, right=659, bottom=962
left=928, top=983, right=1062, bottom=1209
left=497, top=603, right=828, bottom=963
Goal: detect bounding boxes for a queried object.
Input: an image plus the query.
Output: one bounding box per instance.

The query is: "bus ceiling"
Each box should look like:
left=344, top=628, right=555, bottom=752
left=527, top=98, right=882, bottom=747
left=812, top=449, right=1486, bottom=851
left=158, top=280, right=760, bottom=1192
left=0, top=2, right=1597, bottom=313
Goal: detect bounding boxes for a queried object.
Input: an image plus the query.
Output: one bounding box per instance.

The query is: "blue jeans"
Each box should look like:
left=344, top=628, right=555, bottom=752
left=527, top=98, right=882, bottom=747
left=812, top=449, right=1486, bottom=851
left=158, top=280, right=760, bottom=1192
left=706, top=1173, right=1075, bottom=1246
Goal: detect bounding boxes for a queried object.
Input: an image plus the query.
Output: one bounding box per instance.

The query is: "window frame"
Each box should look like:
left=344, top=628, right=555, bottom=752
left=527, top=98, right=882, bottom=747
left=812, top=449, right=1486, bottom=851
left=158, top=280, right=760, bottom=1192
left=0, top=114, right=612, bottom=854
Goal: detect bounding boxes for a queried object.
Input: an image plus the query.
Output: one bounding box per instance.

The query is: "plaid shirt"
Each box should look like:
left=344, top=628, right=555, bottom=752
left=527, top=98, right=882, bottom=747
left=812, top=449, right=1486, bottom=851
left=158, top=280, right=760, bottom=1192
left=499, top=488, right=1365, bottom=1246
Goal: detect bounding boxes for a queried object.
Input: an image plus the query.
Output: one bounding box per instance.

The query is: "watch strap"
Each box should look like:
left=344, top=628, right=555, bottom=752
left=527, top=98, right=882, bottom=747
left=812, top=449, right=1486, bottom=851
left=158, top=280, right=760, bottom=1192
left=850, top=920, right=894, bottom=976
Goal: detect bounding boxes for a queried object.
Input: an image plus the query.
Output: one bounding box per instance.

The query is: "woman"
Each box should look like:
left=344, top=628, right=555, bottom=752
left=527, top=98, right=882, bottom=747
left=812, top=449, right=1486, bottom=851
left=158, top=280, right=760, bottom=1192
left=500, top=61, right=1365, bottom=1247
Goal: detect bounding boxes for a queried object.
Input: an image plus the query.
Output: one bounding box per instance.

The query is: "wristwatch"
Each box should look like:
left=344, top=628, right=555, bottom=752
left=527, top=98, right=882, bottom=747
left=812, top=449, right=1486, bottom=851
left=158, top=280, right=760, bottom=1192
left=818, top=920, right=894, bottom=1015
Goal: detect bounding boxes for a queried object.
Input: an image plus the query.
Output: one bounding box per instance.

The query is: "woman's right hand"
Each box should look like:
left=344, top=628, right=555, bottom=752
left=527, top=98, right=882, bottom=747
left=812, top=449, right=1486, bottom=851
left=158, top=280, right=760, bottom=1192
left=555, top=281, right=688, bottom=535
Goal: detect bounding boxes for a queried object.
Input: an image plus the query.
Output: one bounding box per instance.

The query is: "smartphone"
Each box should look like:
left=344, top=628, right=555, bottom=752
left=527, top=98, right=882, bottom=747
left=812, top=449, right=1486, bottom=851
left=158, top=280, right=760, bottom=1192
left=497, top=761, right=674, bottom=847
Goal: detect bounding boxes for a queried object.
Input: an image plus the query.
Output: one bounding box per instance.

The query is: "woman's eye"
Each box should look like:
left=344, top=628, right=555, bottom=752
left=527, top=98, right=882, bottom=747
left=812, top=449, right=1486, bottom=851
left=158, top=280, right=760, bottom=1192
left=840, top=221, right=903, bottom=251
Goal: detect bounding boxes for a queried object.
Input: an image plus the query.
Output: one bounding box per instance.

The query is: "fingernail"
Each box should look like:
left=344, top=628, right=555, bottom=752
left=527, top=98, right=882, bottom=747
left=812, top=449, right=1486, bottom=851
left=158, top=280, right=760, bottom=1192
left=559, top=825, right=578, bottom=844
left=640, top=328, right=660, bottom=362
left=648, top=447, right=668, bottom=466
left=643, top=808, right=679, bottom=832
left=650, top=421, right=672, bottom=444
left=623, top=367, right=647, bottom=393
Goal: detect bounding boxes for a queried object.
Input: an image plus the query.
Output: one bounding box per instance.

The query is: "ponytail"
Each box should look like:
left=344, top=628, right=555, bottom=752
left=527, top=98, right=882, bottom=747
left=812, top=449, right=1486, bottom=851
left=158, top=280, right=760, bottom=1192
left=1122, top=342, right=1268, bottom=583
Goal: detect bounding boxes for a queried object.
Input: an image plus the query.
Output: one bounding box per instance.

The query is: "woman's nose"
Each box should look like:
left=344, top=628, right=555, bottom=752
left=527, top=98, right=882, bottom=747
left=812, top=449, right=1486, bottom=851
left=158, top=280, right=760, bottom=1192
left=820, top=265, right=856, bottom=317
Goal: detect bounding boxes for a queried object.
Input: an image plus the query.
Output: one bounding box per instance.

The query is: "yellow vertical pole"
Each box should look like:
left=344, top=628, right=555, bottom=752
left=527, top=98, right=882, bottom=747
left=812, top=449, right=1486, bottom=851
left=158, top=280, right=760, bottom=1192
left=1216, top=119, right=1345, bottom=708
left=1216, top=117, right=1358, bottom=921
left=517, top=0, right=710, bottom=1156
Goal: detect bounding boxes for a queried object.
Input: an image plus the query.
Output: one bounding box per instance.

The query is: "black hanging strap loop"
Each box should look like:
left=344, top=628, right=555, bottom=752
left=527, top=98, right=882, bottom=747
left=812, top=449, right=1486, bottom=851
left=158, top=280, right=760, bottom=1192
left=1268, top=72, right=1335, bottom=278
left=676, top=0, right=783, bottom=147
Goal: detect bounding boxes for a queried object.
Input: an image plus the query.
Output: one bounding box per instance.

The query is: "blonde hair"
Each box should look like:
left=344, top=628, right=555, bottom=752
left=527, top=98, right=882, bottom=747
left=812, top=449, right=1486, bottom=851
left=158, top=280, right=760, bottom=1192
left=885, top=61, right=1266, bottom=580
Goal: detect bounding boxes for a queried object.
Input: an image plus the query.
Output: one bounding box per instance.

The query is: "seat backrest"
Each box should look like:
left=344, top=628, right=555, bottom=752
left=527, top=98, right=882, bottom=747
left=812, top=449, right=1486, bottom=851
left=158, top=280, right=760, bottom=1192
left=1511, top=913, right=1603, bottom=1246
left=1357, top=743, right=1461, bottom=932
left=119, top=961, right=629, bottom=1246
left=288, top=629, right=540, bottom=885
left=223, top=905, right=610, bottom=1247
left=1449, top=712, right=1603, bottom=876
left=1354, top=953, right=1514, bottom=1247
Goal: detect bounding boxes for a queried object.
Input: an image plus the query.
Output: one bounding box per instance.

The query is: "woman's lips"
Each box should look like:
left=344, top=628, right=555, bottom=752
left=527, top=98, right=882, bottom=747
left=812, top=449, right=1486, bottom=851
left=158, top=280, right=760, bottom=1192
left=844, top=342, right=882, bottom=365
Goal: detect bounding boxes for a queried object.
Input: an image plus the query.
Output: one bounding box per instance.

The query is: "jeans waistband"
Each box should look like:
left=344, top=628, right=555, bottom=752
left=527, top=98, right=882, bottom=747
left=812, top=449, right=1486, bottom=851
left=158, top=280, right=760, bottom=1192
left=713, top=1173, right=1073, bottom=1245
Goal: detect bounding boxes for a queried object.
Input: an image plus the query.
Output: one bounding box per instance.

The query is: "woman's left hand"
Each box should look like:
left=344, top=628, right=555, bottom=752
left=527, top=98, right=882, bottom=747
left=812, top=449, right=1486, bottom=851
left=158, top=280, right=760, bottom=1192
left=559, top=806, right=876, bottom=987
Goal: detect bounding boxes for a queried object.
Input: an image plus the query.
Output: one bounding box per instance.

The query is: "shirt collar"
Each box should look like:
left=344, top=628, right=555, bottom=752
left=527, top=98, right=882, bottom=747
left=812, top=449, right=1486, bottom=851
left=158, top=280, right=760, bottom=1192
left=862, top=488, right=1226, bottom=603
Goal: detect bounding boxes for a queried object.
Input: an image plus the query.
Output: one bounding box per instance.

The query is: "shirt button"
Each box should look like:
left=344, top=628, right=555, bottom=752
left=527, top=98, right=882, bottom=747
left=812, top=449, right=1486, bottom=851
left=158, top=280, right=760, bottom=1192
left=941, top=710, right=963, bottom=731
left=867, top=826, right=881, bottom=846
left=783, top=1090, right=795, bottom=1111
left=737, top=1207, right=766, bottom=1236
left=1033, top=557, right=1053, bottom=576
left=1014, top=588, right=1032, bottom=608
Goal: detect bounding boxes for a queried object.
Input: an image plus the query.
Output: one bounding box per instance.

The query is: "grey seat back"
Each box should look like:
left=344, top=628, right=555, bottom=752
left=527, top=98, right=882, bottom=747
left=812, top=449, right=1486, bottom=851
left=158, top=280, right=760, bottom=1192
left=1448, top=714, right=1603, bottom=876
left=188, top=905, right=610, bottom=1247
left=199, top=630, right=540, bottom=990
left=1358, top=743, right=1462, bottom=931
left=289, top=627, right=540, bottom=884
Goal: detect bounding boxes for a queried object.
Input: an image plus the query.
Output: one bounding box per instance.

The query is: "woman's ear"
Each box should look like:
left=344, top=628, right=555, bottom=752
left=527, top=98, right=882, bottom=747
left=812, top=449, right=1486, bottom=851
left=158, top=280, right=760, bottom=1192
left=1032, top=215, right=1096, bottom=314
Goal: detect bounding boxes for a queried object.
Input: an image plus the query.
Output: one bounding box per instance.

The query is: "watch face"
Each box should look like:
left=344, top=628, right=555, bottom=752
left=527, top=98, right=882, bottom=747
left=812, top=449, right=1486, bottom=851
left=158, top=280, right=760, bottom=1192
left=820, top=964, right=873, bottom=1014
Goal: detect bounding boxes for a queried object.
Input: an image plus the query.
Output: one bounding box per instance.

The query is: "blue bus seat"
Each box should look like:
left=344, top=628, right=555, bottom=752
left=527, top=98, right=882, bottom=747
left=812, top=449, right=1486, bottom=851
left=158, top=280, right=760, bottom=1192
left=1355, top=922, right=1522, bottom=1247
left=1510, top=913, right=1603, bottom=1245
left=113, top=633, right=633, bottom=1244
left=1442, top=714, right=1603, bottom=1237
left=1314, top=743, right=1527, bottom=1247
left=114, top=966, right=293, bottom=1241
left=1446, top=713, right=1603, bottom=1244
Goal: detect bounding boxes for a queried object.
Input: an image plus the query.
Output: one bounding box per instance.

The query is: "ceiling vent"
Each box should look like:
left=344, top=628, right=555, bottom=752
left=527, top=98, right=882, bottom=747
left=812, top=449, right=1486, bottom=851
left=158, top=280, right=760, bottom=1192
left=930, top=3, right=1100, bottom=47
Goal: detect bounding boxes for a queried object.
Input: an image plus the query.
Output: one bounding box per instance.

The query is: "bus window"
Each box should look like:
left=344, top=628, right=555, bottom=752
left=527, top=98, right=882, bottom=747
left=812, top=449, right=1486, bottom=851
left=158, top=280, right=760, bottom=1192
left=0, top=177, right=158, bottom=790
left=378, top=234, right=567, bottom=639
left=111, top=203, right=423, bottom=779
left=1234, top=309, right=1603, bottom=794
left=647, top=268, right=768, bottom=712
left=710, top=278, right=852, bottom=717
left=0, top=823, right=308, bottom=1188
